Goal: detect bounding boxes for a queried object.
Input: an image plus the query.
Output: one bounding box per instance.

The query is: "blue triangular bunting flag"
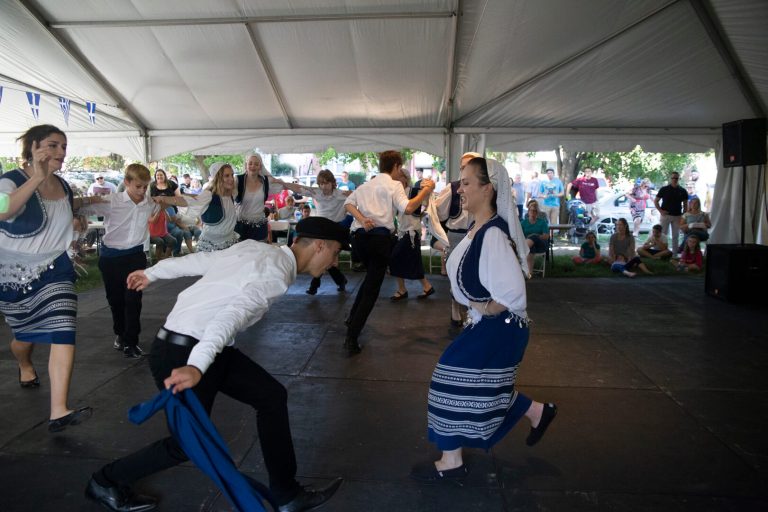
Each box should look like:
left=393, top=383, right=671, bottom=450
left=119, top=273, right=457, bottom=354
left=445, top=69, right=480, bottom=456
left=26, top=92, right=41, bottom=120
left=59, top=97, right=71, bottom=126
left=86, top=101, right=96, bottom=125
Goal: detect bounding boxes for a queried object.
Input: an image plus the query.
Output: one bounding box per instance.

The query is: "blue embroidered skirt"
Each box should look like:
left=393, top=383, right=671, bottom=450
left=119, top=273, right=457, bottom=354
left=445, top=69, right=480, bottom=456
left=0, top=252, right=77, bottom=344
left=427, top=313, right=532, bottom=451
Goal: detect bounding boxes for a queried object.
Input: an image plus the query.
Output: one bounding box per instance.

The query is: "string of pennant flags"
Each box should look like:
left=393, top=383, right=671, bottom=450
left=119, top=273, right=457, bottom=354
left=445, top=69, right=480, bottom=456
left=0, top=85, right=97, bottom=126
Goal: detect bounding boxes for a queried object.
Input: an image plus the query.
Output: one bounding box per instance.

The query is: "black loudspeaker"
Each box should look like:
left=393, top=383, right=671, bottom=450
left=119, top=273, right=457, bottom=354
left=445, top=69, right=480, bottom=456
left=722, top=118, right=767, bottom=168
left=705, top=244, right=768, bottom=303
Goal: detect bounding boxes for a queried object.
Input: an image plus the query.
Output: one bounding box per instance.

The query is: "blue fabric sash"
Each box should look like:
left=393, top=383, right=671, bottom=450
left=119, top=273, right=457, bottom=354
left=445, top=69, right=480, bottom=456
left=0, top=169, right=73, bottom=238
left=129, top=389, right=272, bottom=512
left=100, top=243, right=144, bottom=259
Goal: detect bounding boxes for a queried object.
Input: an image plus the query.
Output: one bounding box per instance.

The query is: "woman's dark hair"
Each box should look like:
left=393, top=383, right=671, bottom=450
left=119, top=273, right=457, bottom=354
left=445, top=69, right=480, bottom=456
left=466, top=157, right=497, bottom=211
left=17, top=124, right=66, bottom=164
left=616, top=217, right=630, bottom=235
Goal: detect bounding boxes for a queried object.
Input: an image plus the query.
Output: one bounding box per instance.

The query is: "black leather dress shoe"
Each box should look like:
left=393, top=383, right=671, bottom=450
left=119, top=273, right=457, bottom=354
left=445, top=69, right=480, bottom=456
left=278, top=477, right=343, bottom=512
left=344, top=337, right=361, bottom=356
left=84, top=478, right=158, bottom=512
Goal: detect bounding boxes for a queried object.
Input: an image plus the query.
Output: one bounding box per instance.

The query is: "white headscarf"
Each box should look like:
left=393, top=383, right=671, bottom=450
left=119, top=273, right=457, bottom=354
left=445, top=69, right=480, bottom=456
left=486, top=158, right=530, bottom=275
left=208, top=161, right=226, bottom=178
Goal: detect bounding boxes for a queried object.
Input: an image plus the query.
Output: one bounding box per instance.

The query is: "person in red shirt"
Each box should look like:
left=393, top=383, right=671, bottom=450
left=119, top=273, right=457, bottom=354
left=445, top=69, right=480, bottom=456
left=572, top=167, right=600, bottom=228
left=149, top=208, right=176, bottom=260
left=674, top=234, right=703, bottom=272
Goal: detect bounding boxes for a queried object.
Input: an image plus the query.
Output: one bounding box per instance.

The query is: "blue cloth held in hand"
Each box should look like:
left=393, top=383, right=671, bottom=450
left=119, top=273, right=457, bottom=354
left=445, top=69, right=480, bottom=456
left=128, top=388, right=270, bottom=512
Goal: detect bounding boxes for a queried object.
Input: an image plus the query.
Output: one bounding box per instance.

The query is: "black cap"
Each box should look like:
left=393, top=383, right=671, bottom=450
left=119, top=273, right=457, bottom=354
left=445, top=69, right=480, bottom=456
left=295, top=217, right=350, bottom=250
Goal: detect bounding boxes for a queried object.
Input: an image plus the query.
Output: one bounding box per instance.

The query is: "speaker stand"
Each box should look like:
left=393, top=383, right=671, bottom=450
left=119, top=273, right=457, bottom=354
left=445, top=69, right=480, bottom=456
left=741, top=165, right=746, bottom=246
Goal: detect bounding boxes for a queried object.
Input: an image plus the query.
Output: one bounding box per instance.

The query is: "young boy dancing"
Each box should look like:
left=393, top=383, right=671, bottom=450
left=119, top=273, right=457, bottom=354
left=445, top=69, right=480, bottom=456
left=85, top=164, right=156, bottom=358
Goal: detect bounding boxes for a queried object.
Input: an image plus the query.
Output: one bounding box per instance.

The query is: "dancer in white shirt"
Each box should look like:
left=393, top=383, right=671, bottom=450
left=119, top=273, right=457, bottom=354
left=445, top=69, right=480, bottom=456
left=278, top=169, right=352, bottom=294
left=82, top=164, right=157, bottom=359
left=0, top=124, right=92, bottom=432
left=343, top=150, right=434, bottom=355
left=235, top=152, right=283, bottom=242
left=86, top=217, right=348, bottom=512
left=157, top=163, right=239, bottom=252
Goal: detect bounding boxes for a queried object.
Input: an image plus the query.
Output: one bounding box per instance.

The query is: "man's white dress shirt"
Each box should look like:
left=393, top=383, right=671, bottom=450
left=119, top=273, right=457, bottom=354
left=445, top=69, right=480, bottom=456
left=344, top=173, right=409, bottom=231
left=144, top=240, right=297, bottom=374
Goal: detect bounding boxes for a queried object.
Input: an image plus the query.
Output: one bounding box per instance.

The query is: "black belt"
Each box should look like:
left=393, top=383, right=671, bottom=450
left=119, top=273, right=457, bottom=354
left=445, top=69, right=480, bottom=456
left=156, top=327, right=199, bottom=348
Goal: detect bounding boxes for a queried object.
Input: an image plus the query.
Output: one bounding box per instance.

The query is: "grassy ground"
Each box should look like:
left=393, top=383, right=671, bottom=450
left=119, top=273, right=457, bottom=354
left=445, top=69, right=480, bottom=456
left=73, top=253, right=103, bottom=293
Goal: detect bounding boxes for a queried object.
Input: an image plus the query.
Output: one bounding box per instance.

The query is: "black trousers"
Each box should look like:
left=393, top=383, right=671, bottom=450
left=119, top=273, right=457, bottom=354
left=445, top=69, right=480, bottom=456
left=308, top=265, right=346, bottom=291
left=98, top=251, right=146, bottom=346
left=97, top=335, right=301, bottom=503
left=346, top=231, right=395, bottom=338
left=235, top=221, right=268, bottom=242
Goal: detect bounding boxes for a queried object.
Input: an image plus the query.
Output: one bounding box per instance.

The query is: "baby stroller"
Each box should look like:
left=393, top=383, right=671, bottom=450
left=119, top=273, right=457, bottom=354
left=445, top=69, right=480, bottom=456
left=566, top=199, right=591, bottom=243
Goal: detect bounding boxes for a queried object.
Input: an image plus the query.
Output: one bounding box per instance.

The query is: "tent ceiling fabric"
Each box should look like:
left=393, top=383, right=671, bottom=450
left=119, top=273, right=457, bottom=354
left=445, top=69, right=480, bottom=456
left=0, top=0, right=766, bottom=160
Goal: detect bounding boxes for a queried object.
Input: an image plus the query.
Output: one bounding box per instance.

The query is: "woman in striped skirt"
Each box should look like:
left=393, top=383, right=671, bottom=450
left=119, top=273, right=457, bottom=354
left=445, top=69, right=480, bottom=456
left=0, top=125, right=91, bottom=432
left=411, top=157, right=557, bottom=481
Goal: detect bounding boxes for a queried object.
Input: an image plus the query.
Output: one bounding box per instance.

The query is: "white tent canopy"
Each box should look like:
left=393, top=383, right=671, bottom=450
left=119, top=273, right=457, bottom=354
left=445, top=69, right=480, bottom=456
left=1, top=0, right=765, bottom=160
left=0, top=0, right=766, bottom=242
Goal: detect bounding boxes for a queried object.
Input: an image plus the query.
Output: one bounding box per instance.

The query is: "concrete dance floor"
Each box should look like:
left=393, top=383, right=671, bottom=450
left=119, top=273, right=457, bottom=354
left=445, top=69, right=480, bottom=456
left=0, top=271, right=767, bottom=511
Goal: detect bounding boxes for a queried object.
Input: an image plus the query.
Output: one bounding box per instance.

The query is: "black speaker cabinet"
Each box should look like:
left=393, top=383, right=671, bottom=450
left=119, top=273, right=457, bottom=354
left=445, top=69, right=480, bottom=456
left=722, top=118, right=767, bottom=168
left=705, top=244, right=768, bottom=303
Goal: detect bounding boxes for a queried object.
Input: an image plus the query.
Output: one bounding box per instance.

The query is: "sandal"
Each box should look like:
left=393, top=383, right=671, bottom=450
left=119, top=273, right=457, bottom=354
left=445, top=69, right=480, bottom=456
left=417, top=287, right=435, bottom=299
left=390, top=290, right=408, bottom=302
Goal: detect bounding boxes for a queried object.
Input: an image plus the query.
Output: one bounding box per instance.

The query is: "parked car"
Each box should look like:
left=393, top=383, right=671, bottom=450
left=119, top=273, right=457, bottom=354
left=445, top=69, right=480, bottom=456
left=594, top=191, right=660, bottom=234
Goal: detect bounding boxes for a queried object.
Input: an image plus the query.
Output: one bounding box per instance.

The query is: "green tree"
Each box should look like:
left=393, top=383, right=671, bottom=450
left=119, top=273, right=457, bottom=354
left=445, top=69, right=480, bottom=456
left=578, top=147, right=694, bottom=185
left=270, top=155, right=295, bottom=177
left=317, top=147, right=415, bottom=173
left=163, top=153, right=245, bottom=180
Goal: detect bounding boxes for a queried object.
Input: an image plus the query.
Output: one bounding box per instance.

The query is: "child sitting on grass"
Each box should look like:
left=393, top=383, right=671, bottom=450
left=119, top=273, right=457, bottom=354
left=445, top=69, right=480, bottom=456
left=572, top=231, right=602, bottom=265
left=637, top=224, right=672, bottom=259
left=674, top=234, right=703, bottom=272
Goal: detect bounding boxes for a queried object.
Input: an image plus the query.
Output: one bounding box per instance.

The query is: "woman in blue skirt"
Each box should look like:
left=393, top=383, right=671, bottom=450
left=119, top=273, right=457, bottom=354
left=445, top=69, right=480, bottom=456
left=0, top=125, right=92, bottom=432
left=412, top=157, right=557, bottom=480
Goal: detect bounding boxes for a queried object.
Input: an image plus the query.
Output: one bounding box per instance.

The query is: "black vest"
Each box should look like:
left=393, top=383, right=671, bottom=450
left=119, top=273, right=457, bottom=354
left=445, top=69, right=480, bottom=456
left=235, top=174, right=268, bottom=204
left=0, top=169, right=73, bottom=238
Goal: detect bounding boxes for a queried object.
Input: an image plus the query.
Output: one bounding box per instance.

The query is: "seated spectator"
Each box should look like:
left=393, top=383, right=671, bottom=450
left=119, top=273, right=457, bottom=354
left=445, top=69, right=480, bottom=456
left=277, top=196, right=297, bottom=220
left=637, top=224, right=672, bottom=259
left=300, top=203, right=311, bottom=220
left=680, top=197, right=711, bottom=249
left=165, top=207, right=197, bottom=256
left=674, top=234, right=704, bottom=272
left=188, top=178, right=203, bottom=194
left=572, top=231, right=602, bottom=265
left=521, top=200, right=549, bottom=272
left=148, top=208, right=176, bottom=261
left=608, top=218, right=652, bottom=278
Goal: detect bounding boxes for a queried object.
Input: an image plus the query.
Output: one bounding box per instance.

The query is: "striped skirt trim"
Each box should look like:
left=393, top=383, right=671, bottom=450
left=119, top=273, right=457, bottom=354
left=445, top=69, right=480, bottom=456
left=426, top=313, right=532, bottom=451
left=0, top=253, right=77, bottom=345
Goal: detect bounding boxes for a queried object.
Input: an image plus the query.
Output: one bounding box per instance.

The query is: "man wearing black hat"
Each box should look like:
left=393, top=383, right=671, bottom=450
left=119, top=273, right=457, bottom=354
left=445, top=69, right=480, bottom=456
left=85, top=217, right=347, bottom=512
